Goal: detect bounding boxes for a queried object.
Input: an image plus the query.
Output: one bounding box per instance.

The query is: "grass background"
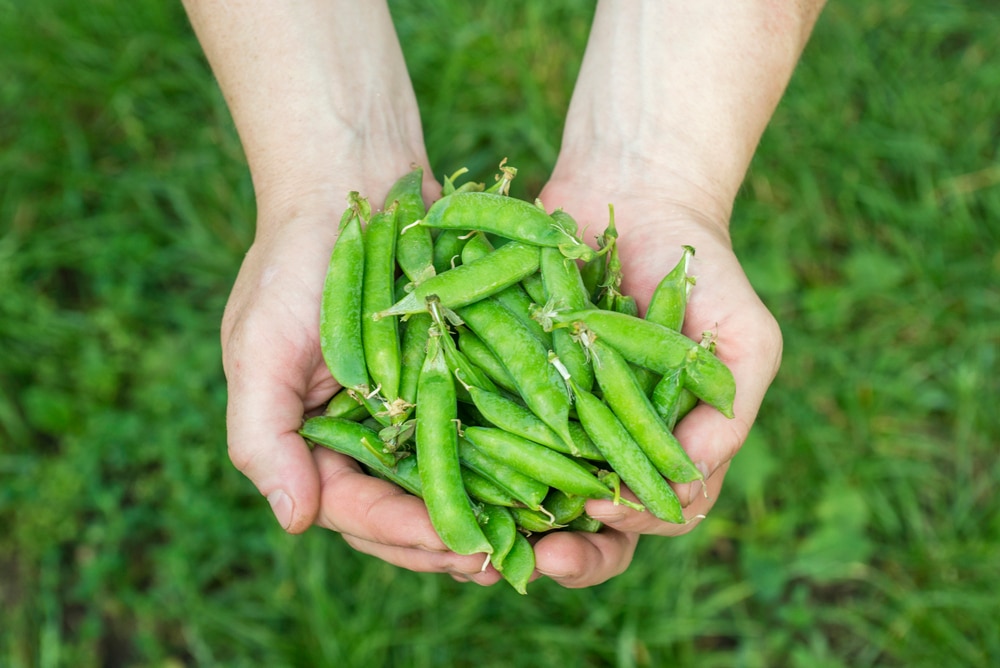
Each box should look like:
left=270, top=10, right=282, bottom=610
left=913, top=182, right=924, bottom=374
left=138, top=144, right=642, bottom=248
left=2, top=0, right=998, bottom=666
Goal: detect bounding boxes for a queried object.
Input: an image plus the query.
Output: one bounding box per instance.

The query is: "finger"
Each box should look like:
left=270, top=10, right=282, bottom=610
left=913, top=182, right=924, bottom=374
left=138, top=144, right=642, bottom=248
left=531, top=526, right=640, bottom=588
left=312, top=446, right=452, bottom=552
left=340, top=533, right=500, bottom=583
left=586, top=461, right=730, bottom=537
left=225, top=350, right=321, bottom=534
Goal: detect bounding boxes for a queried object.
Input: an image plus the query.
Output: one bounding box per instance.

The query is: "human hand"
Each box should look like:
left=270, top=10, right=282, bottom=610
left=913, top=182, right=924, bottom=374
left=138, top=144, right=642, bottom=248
left=518, top=178, right=783, bottom=588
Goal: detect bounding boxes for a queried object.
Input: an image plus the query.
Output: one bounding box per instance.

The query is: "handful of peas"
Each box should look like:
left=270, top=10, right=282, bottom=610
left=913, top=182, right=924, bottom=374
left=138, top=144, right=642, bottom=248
left=299, top=163, right=736, bottom=594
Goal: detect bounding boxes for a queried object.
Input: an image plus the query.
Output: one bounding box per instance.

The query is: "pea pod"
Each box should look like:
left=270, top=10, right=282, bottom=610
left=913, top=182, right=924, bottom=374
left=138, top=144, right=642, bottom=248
left=299, top=417, right=422, bottom=497
left=398, top=311, right=432, bottom=410
left=418, top=191, right=596, bottom=261
left=458, top=437, right=550, bottom=511
left=570, top=382, right=685, bottom=524
left=323, top=387, right=369, bottom=422
left=361, top=204, right=402, bottom=406
left=463, top=469, right=523, bottom=508
left=455, top=326, right=520, bottom=395
left=458, top=297, right=575, bottom=450
left=320, top=195, right=369, bottom=392
left=378, top=241, right=541, bottom=318
left=498, top=532, right=535, bottom=595
left=589, top=338, right=702, bottom=484
left=465, top=384, right=604, bottom=461
left=549, top=309, right=735, bottom=418
left=645, top=245, right=695, bottom=330
left=415, top=331, right=492, bottom=556
left=477, top=504, right=517, bottom=572
left=462, top=426, right=613, bottom=501
left=431, top=228, right=469, bottom=274
left=386, top=166, right=435, bottom=285
left=540, top=246, right=594, bottom=391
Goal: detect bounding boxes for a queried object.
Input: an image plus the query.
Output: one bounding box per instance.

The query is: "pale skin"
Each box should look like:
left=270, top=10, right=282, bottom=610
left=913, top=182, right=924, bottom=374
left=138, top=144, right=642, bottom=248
left=182, top=0, right=826, bottom=587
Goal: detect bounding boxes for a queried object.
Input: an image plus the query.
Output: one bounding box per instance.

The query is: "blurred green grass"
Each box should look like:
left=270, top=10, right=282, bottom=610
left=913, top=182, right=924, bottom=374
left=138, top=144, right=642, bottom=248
left=2, top=0, right=998, bottom=666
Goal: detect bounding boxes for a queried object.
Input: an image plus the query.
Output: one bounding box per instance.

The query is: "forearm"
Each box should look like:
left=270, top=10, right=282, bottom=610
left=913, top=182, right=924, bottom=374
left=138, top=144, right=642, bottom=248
left=552, top=0, right=826, bottom=224
left=182, top=0, right=428, bottom=224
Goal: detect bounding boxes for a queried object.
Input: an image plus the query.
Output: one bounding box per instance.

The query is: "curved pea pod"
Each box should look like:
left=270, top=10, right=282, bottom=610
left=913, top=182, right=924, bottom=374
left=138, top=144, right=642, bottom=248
left=650, top=364, right=687, bottom=429
left=320, top=195, right=369, bottom=392
left=299, top=416, right=422, bottom=497
left=462, top=426, right=613, bottom=501
left=540, top=246, right=595, bottom=391
left=542, top=488, right=588, bottom=526
left=362, top=204, right=403, bottom=405
left=398, top=311, right=432, bottom=410
left=431, top=228, right=469, bottom=274
left=463, top=468, right=523, bottom=508
left=418, top=191, right=597, bottom=261
left=551, top=309, right=735, bottom=418
left=510, top=507, right=565, bottom=533
left=477, top=504, right=517, bottom=573
left=323, top=388, right=370, bottom=422
left=499, top=532, right=535, bottom=595
left=458, top=437, right=550, bottom=511
left=415, top=333, right=492, bottom=556
left=458, top=297, right=576, bottom=451
left=589, top=338, right=702, bottom=483
left=645, top=245, right=695, bottom=331
left=520, top=272, right=547, bottom=306
left=466, top=384, right=604, bottom=461
left=570, top=382, right=685, bottom=524
left=567, top=513, right=603, bottom=533
left=455, top=327, right=520, bottom=395
left=386, top=166, right=436, bottom=286
left=378, top=241, right=541, bottom=318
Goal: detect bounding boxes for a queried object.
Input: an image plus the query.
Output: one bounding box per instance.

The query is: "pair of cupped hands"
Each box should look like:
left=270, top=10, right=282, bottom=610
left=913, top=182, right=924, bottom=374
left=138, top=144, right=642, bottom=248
left=220, top=163, right=782, bottom=589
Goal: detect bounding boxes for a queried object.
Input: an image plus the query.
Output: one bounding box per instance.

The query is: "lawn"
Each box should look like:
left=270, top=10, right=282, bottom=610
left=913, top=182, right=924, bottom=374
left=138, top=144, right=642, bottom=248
left=1, top=1, right=998, bottom=666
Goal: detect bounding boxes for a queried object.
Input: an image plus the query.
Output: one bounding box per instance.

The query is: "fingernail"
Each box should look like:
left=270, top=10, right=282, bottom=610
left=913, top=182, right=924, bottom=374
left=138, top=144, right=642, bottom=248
left=697, top=461, right=712, bottom=482
left=587, top=502, right=626, bottom=523
left=267, top=489, right=293, bottom=530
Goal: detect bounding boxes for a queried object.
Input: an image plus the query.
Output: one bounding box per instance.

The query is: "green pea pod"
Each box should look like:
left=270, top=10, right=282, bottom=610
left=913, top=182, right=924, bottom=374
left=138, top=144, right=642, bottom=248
left=645, top=245, right=695, bottom=330
left=456, top=327, right=520, bottom=395
left=520, top=272, right=547, bottom=305
left=477, top=504, right=517, bottom=572
left=570, top=382, right=685, bottom=524
left=362, top=204, right=403, bottom=406
left=458, top=436, right=550, bottom=511
left=379, top=241, right=541, bottom=318
left=498, top=532, right=535, bottom=595
left=458, top=297, right=575, bottom=451
left=386, top=166, right=436, bottom=286
left=462, top=426, right=613, bottom=501
left=650, top=364, right=687, bottom=429
left=419, top=191, right=596, bottom=261
left=398, top=312, right=432, bottom=410
left=431, top=228, right=469, bottom=274
left=299, top=417, right=422, bottom=497
left=567, top=513, right=603, bottom=533
left=463, top=468, right=523, bottom=508
left=550, top=309, right=735, bottom=418
left=415, top=332, right=492, bottom=556
left=542, top=487, right=588, bottom=526
left=466, top=385, right=604, bottom=461
left=510, top=507, right=564, bottom=533
left=589, top=338, right=702, bottom=484
left=540, top=246, right=595, bottom=391
left=320, top=195, right=369, bottom=392
left=323, top=387, right=369, bottom=422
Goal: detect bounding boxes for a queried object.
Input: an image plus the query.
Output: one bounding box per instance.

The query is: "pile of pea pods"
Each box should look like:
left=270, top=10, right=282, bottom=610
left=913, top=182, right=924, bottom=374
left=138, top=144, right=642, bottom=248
left=299, top=163, right=736, bottom=594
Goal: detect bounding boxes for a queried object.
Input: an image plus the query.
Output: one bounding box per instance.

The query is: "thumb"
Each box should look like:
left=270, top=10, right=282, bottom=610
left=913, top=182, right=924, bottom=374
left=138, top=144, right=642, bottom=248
left=225, top=361, right=322, bottom=534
